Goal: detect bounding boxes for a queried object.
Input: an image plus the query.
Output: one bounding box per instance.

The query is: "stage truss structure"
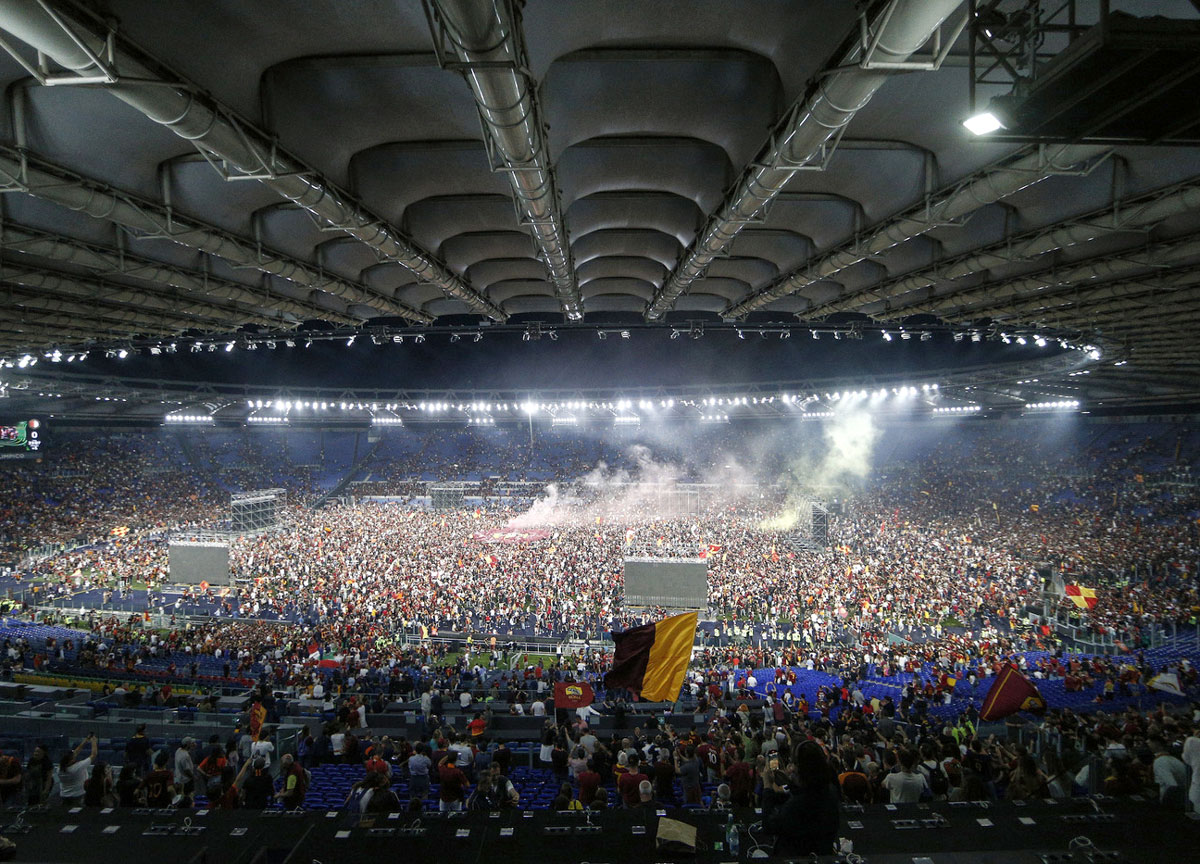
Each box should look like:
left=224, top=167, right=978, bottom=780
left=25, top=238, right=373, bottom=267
left=230, top=489, right=285, bottom=536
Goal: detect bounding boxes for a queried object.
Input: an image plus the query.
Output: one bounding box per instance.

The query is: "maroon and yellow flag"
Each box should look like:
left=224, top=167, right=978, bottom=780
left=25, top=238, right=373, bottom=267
left=604, top=611, right=697, bottom=702
left=554, top=681, right=595, bottom=709
left=980, top=664, right=1046, bottom=720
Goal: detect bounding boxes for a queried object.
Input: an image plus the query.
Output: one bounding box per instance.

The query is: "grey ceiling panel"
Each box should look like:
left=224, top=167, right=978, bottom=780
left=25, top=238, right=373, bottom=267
left=582, top=294, right=647, bottom=314
left=571, top=230, right=681, bottom=269
left=350, top=141, right=509, bottom=228
left=21, top=85, right=190, bottom=198
left=487, top=280, right=556, bottom=304
left=263, top=59, right=484, bottom=188
left=466, top=259, right=551, bottom=290
left=577, top=257, right=667, bottom=288
left=404, top=196, right=517, bottom=254
left=504, top=296, right=562, bottom=315
left=106, top=0, right=432, bottom=120
left=556, top=138, right=730, bottom=212
left=439, top=233, right=537, bottom=276
left=675, top=294, right=729, bottom=313
left=165, top=157, right=289, bottom=239
left=566, top=193, right=702, bottom=246
left=542, top=50, right=782, bottom=166
left=579, top=278, right=656, bottom=301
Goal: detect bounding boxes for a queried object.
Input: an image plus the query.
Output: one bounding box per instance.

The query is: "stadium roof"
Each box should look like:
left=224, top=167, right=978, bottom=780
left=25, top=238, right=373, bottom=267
left=0, top=0, right=1199, bottom=415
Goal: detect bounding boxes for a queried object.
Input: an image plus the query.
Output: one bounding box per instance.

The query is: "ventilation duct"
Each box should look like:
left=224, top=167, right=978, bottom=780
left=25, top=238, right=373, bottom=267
left=427, top=0, right=581, bottom=319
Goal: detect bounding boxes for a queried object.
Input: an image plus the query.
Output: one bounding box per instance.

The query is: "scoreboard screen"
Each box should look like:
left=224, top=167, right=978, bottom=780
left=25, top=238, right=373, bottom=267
left=0, top=419, right=44, bottom=459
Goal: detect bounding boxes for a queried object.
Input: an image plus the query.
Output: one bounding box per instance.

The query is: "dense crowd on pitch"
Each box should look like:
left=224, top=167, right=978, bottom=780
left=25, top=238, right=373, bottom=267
left=1, top=422, right=1197, bottom=696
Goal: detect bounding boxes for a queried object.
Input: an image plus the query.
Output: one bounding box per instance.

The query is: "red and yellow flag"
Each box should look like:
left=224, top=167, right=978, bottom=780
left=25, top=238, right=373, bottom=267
left=1064, top=584, right=1098, bottom=610
left=603, top=611, right=697, bottom=702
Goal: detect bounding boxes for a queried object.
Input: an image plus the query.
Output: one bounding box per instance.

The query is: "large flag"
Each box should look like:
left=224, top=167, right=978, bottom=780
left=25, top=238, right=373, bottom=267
left=249, top=700, right=267, bottom=738
left=1064, top=584, right=1098, bottom=610
left=554, top=681, right=595, bottom=709
left=604, top=611, right=697, bottom=702
left=980, top=663, right=1046, bottom=720
left=1148, top=673, right=1184, bottom=697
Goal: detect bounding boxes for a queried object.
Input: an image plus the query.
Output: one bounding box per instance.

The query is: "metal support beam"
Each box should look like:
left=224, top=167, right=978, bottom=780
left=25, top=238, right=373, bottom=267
left=425, top=0, right=581, bottom=320
left=0, top=0, right=498, bottom=321
left=825, top=176, right=1200, bottom=317
left=645, top=0, right=966, bottom=320
left=0, top=222, right=360, bottom=326
left=0, top=146, right=427, bottom=323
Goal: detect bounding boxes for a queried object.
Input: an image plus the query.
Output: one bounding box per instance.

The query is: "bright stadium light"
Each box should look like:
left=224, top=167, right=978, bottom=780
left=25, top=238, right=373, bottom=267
left=963, top=111, right=1004, bottom=135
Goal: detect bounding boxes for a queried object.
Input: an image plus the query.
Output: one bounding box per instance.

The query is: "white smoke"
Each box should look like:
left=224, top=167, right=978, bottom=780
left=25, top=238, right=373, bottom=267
left=760, top=408, right=879, bottom=531
left=507, top=443, right=757, bottom=528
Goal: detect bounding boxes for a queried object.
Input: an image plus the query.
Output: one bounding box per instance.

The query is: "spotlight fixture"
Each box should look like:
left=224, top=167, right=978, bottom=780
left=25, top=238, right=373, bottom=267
left=920, top=332, right=932, bottom=342
left=882, top=331, right=892, bottom=342
left=473, top=332, right=483, bottom=342
left=346, top=336, right=356, bottom=347
left=285, top=339, right=295, bottom=348
left=597, top=331, right=608, bottom=340
left=117, top=348, right=129, bottom=359
left=779, top=331, right=789, bottom=340
left=415, top=334, right=426, bottom=344
left=450, top=333, right=461, bottom=343
left=962, top=111, right=1005, bottom=136
left=392, top=335, right=404, bottom=344
left=620, top=330, right=630, bottom=339
left=224, top=342, right=234, bottom=352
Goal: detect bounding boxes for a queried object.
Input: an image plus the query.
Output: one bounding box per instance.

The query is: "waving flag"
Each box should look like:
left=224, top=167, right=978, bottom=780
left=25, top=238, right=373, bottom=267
left=554, top=681, right=595, bottom=709
left=980, top=663, right=1046, bottom=720
left=1148, top=673, right=1184, bottom=697
left=604, top=611, right=697, bottom=702
left=1064, top=584, right=1098, bottom=610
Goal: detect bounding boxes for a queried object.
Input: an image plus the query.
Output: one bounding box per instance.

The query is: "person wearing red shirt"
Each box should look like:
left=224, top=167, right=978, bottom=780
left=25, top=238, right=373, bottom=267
left=468, top=712, right=487, bottom=739
left=725, top=757, right=754, bottom=806
left=437, top=753, right=470, bottom=812
left=617, top=756, right=649, bottom=808
left=577, top=762, right=602, bottom=806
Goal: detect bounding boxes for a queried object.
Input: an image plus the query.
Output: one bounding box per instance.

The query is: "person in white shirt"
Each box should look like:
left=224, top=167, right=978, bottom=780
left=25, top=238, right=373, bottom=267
left=1149, top=736, right=1188, bottom=805
left=174, top=737, right=197, bottom=795
left=459, top=691, right=472, bottom=709
left=1182, top=726, right=1200, bottom=813
left=530, top=699, right=546, bottom=716
left=58, top=734, right=97, bottom=805
left=251, top=734, right=275, bottom=771
left=881, top=751, right=930, bottom=803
